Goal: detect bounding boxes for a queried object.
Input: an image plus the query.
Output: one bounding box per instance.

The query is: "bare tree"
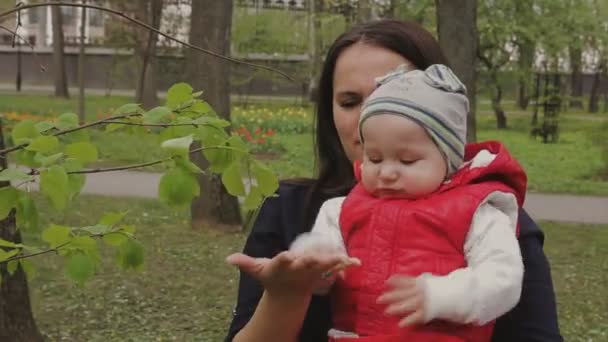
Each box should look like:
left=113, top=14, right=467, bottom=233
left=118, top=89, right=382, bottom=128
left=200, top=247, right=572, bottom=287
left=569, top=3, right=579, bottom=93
left=52, top=5, right=69, bottom=98
left=187, top=0, right=241, bottom=229
left=134, top=0, right=163, bottom=109
left=436, top=0, right=478, bottom=141
left=78, top=0, right=87, bottom=124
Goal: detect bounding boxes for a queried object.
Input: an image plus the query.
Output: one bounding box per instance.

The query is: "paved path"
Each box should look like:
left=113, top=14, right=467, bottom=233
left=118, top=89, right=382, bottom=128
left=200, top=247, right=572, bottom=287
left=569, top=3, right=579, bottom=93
left=14, top=170, right=608, bottom=225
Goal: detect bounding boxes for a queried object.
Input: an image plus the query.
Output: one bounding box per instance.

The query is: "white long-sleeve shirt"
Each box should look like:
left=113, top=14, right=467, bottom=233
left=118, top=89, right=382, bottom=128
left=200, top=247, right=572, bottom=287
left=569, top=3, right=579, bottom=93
left=290, top=191, right=524, bottom=327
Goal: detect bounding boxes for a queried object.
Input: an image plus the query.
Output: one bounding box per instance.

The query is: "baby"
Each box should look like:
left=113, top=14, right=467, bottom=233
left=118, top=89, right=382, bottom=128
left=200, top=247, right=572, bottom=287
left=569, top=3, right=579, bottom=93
left=291, top=64, right=527, bottom=341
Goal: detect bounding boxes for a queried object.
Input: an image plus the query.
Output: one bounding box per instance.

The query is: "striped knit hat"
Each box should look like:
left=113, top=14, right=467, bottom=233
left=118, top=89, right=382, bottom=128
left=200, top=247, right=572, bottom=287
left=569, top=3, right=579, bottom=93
left=359, top=64, right=469, bottom=174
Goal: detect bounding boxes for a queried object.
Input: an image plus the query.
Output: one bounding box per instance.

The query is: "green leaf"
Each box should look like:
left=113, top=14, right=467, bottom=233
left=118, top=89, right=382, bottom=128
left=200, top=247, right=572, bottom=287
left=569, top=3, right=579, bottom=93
left=158, top=168, right=200, bottom=207
left=252, top=160, right=279, bottom=196
left=99, top=211, right=128, bottom=226
left=0, top=168, right=33, bottom=182
left=193, top=116, right=231, bottom=128
left=174, top=155, right=203, bottom=174
left=222, top=161, right=246, bottom=196
left=161, top=135, right=193, bottom=156
left=65, top=142, right=98, bottom=164
left=79, top=224, right=109, bottom=235
left=242, top=185, right=264, bottom=211
left=227, top=136, right=249, bottom=155
left=0, top=248, right=19, bottom=262
left=11, top=120, right=40, bottom=145
left=198, top=125, right=233, bottom=172
left=14, top=150, right=40, bottom=168
left=20, top=259, right=36, bottom=280
left=191, top=101, right=214, bottom=115
left=166, top=83, right=193, bottom=108
left=63, top=159, right=83, bottom=172
left=103, top=232, right=128, bottom=247
left=56, top=113, right=79, bottom=130
left=7, top=260, right=18, bottom=275
left=143, top=106, right=172, bottom=124
left=70, top=236, right=99, bottom=260
left=121, top=224, right=136, bottom=235
left=35, top=121, right=55, bottom=133
left=35, top=152, right=64, bottom=166
left=113, top=103, right=143, bottom=115
left=66, top=253, right=96, bottom=285
left=0, top=238, right=17, bottom=248
left=16, top=194, right=38, bottom=232
left=62, top=128, right=90, bottom=143
left=116, top=239, right=144, bottom=270
left=192, top=90, right=203, bottom=98
left=105, top=123, right=124, bottom=132
left=40, top=165, right=69, bottom=210
left=67, top=174, right=86, bottom=200
left=41, top=224, right=72, bottom=248
left=25, top=135, right=60, bottom=154
left=0, top=187, right=19, bottom=220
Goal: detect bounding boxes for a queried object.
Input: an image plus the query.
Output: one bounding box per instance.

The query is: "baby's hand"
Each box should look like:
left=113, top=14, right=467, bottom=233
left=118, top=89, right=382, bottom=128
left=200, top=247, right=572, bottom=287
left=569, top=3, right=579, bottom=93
left=290, top=232, right=360, bottom=295
left=377, top=275, right=427, bottom=327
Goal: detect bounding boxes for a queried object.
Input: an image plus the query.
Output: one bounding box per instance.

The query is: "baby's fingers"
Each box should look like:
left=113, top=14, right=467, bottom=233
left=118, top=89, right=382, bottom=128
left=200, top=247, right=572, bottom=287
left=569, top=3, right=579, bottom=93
left=398, top=310, right=425, bottom=327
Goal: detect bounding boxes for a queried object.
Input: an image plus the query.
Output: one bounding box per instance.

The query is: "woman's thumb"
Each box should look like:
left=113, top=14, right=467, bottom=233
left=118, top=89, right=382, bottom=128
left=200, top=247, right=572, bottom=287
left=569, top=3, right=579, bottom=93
left=226, top=253, right=266, bottom=276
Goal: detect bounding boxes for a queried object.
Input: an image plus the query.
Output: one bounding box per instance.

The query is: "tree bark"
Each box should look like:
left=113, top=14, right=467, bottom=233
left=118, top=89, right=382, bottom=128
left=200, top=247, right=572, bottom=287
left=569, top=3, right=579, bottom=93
left=16, top=44, right=22, bottom=92
left=78, top=0, right=87, bottom=124
left=589, top=64, right=602, bottom=113
left=517, top=39, right=534, bottom=110
left=435, top=0, right=478, bottom=142
left=187, top=0, right=241, bottom=230
left=0, top=121, right=44, bottom=342
left=135, top=0, right=162, bottom=109
left=51, top=5, right=69, bottom=98
left=570, top=46, right=584, bottom=109
left=308, top=0, right=323, bottom=102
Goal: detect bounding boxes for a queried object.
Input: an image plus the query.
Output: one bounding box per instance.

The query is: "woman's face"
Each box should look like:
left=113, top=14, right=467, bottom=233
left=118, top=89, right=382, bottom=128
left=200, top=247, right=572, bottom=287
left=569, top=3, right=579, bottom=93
left=332, top=42, right=412, bottom=162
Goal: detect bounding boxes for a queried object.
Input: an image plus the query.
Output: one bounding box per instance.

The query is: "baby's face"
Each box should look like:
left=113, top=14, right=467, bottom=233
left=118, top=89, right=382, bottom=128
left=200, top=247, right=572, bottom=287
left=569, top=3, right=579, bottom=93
left=360, top=114, right=448, bottom=199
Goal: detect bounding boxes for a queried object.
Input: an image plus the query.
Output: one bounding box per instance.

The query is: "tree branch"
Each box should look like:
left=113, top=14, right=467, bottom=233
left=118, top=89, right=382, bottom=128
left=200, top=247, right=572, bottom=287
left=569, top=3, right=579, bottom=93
left=0, top=24, right=46, bottom=73
left=21, top=145, right=244, bottom=175
left=0, top=2, right=294, bottom=81
left=103, top=120, right=200, bottom=128
left=0, top=113, right=141, bottom=155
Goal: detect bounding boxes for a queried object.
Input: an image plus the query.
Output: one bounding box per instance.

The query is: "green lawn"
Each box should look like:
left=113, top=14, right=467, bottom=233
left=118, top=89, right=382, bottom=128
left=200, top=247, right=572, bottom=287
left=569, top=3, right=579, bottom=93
left=1, top=93, right=607, bottom=195
left=23, top=195, right=608, bottom=341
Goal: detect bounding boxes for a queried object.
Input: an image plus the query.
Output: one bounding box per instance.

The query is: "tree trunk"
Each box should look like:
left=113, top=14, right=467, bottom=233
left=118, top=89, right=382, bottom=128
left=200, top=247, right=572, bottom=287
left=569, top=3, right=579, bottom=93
left=356, top=0, right=372, bottom=24
left=51, top=5, right=69, bottom=98
left=517, top=39, right=534, bottom=110
left=187, top=0, right=241, bottom=230
left=589, top=64, right=602, bottom=113
left=492, top=83, right=507, bottom=129
left=435, top=0, right=478, bottom=142
left=570, top=46, right=584, bottom=109
left=135, top=0, right=162, bottom=109
left=16, top=44, right=22, bottom=92
left=308, top=0, right=323, bottom=102
left=0, top=122, right=44, bottom=342
left=78, top=0, right=87, bottom=124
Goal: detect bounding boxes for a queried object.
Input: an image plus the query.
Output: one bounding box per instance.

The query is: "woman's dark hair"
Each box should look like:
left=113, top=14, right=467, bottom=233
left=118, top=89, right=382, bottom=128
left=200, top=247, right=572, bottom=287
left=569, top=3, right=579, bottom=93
left=299, top=19, right=449, bottom=233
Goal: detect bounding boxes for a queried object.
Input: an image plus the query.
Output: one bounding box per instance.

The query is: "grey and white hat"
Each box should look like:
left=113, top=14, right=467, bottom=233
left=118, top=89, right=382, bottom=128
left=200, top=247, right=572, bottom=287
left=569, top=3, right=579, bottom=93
left=359, top=64, right=469, bottom=174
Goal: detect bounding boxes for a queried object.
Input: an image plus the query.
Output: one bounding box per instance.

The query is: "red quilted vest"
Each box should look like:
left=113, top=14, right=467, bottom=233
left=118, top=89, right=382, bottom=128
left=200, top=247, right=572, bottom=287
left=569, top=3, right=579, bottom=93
left=329, top=141, right=527, bottom=342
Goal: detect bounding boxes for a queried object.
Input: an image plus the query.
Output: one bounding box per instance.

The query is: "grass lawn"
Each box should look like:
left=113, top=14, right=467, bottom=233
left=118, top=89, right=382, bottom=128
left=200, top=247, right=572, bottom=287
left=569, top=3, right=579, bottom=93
left=1, top=93, right=607, bottom=195
left=23, top=195, right=607, bottom=341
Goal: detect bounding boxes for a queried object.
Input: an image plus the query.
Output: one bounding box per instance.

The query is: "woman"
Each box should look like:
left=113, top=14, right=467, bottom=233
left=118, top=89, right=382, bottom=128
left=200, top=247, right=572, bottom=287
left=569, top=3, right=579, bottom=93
left=225, top=19, right=562, bottom=342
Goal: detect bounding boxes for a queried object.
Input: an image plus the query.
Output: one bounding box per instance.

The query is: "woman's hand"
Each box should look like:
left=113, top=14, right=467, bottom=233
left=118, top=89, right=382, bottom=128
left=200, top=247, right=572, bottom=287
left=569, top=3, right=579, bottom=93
left=226, top=251, right=358, bottom=299
left=377, top=275, right=427, bottom=327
